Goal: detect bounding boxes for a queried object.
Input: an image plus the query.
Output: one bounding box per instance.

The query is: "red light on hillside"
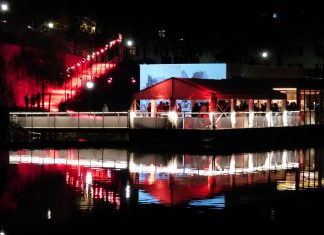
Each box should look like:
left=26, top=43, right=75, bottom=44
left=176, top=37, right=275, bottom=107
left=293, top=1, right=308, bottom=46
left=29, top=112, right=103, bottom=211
left=107, top=77, right=113, bottom=84
left=131, top=77, right=136, bottom=84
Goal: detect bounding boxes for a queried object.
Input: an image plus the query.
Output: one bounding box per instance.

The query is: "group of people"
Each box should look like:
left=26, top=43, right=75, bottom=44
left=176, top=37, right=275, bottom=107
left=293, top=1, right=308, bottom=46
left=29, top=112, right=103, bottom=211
left=24, top=92, right=41, bottom=110
left=146, top=101, right=182, bottom=113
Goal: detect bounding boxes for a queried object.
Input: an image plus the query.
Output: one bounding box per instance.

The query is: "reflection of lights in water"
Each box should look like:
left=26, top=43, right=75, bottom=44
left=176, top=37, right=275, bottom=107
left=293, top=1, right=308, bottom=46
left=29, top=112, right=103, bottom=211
left=168, top=158, right=178, bottom=172
left=47, top=209, right=51, bottom=220
left=10, top=153, right=299, bottom=176
left=9, top=149, right=300, bottom=178
left=9, top=156, right=121, bottom=168
left=126, top=184, right=131, bottom=199
left=138, top=190, right=160, bottom=204
left=65, top=172, right=69, bottom=183
left=189, top=195, right=225, bottom=210
left=86, top=172, right=92, bottom=185
left=229, top=155, right=236, bottom=174
left=108, top=191, right=114, bottom=202
left=148, top=172, right=155, bottom=184
left=129, top=152, right=299, bottom=176
left=115, top=196, right=120, bottom=210
left=98, top=188, right=103, bottom=199
left=270, top=208, right=275, bottom=220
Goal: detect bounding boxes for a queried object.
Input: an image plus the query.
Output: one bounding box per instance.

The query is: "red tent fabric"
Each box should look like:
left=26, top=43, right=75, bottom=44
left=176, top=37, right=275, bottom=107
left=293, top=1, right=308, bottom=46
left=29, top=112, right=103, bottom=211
left=133, top=77, right=286, bottom=100
left=133, top=78, right=215, bottom=100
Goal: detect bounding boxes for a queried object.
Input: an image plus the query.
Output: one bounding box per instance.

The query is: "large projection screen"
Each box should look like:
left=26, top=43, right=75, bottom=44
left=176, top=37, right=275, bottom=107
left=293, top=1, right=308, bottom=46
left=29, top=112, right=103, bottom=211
left=139, top=64, right=227, bottom=111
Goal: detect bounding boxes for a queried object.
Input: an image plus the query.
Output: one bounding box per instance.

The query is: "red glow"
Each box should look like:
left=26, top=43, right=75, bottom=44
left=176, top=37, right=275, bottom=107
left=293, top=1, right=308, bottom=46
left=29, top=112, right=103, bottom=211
left=66, top=109, right=75, bottom=113
left=3, top=35, right=121, bottom=111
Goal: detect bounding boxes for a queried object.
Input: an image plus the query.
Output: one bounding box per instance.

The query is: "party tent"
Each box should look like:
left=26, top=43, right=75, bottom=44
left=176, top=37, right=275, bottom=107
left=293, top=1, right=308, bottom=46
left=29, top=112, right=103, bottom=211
left=133, top=77, right=286, bottom=101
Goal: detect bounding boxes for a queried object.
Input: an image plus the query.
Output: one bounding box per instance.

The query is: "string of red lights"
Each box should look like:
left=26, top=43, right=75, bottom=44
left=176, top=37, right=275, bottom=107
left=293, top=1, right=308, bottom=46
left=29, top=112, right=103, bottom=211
left=48, top=34, right=123, bottom=111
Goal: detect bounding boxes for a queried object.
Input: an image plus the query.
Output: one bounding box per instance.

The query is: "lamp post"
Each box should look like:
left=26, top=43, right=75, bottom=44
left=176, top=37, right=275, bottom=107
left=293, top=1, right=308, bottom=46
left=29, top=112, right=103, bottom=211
left=107, top=77, right=113, bottom=107
left=261, top=51, right=268, bottom=58
left=1, top=2, right=9, bottom=23
left=48, top=21, right=54, bottom=29
left=86, top=81, right=94, bottom=111
left=259, top=49, right=270, bottom=65
left=131, top=77, right=136, bottom=85
left=130, top=77, right=136, bottom=93
left=1, top=2, right=8, bottom=12
left=126, top=40, right=133, bottom=47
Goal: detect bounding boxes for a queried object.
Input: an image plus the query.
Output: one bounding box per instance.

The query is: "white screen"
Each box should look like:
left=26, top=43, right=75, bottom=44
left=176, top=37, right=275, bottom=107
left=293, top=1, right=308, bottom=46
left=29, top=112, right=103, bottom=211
left=140, top=63, right=226, bottom=90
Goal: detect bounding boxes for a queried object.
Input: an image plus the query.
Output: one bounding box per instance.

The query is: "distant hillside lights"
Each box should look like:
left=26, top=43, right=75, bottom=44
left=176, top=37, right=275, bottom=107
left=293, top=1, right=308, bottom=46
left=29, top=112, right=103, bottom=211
left=261, top=50, right=269, bottom=59
left=48, top=22, right=54, bottom=29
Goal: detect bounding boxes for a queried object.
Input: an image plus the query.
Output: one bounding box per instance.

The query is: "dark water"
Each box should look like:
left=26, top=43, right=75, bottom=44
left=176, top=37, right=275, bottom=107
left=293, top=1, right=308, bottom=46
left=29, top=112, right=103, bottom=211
left=0, top=147, right=324, bottom=234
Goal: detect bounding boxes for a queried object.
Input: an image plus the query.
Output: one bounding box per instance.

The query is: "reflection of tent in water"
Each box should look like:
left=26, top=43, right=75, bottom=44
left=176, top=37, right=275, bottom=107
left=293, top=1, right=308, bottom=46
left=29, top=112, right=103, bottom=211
left=137, top=169, right=290, bottom=206
left=138, top=175, right=217, bottom=205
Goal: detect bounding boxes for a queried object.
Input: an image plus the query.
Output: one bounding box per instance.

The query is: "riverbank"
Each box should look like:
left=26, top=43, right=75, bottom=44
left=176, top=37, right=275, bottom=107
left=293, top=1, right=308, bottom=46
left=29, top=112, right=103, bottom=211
left=1, top=125, right=324, bottom=153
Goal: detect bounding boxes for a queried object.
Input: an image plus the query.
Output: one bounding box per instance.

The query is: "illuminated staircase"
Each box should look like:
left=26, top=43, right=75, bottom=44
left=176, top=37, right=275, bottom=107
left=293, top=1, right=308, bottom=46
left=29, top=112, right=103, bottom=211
left=46, top=34, right=123, bottom=111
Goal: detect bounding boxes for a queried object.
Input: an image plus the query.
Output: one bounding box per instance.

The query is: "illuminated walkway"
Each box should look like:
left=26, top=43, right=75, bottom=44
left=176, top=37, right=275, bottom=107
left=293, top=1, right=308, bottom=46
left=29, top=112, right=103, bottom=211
left=46, top=35, right=122, bottom=111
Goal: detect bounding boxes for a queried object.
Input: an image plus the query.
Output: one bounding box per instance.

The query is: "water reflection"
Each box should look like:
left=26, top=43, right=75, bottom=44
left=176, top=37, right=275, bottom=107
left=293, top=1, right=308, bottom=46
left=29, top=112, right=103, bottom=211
left=1, top=147, right=323, bottom=234
left=5, top=147, right=323, bottom=212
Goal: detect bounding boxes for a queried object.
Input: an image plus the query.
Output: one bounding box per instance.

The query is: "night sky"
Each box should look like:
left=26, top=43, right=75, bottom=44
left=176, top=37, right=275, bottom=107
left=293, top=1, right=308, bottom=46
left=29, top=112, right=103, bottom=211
left=8, top=1, right=324, bottom=27
left=6, top=0, right=324, bottom=45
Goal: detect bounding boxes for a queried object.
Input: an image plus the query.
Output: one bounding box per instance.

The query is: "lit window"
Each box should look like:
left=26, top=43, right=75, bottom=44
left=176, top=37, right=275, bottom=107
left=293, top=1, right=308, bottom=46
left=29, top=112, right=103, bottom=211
left=129, top=47, right=137, bottom=55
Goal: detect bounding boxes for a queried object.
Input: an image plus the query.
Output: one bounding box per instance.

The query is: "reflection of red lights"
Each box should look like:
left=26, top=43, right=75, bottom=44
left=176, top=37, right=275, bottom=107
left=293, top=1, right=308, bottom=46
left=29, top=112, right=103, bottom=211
left=148, top=172, right=155, bottom=185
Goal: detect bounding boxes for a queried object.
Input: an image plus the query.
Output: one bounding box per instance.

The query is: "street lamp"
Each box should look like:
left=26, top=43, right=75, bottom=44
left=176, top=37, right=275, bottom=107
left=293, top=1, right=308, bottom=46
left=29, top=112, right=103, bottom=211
left=126, top=40, right=133, bottom=47
left=86, top=81, right=94, bottom=111
left=131, top=77, right=136, bottom=84
left=107, top=77, right=113, bottom=107
left=48, top=21, right=54, bottom=29
left=107, top=77, right=113, bottom=84
left=261, top=50, right=269, bottom=59
left=1, top=2, right=8, bottom=12
left=86, top=80, right=94, bottom=89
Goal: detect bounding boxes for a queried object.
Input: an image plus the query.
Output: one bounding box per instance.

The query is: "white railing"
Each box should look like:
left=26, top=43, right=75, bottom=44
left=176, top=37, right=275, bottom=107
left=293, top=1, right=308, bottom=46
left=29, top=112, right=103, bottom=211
left=130, top=111, right=316, bottom=129
left=10, top=112, right=129, bottom=129
left=9, top=110, right=316, bottom=130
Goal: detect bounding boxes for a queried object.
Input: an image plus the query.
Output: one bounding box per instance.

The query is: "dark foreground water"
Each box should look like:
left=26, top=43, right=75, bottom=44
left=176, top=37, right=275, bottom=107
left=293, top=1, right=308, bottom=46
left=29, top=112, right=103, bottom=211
left=0, top=147, right=324, bottom=234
